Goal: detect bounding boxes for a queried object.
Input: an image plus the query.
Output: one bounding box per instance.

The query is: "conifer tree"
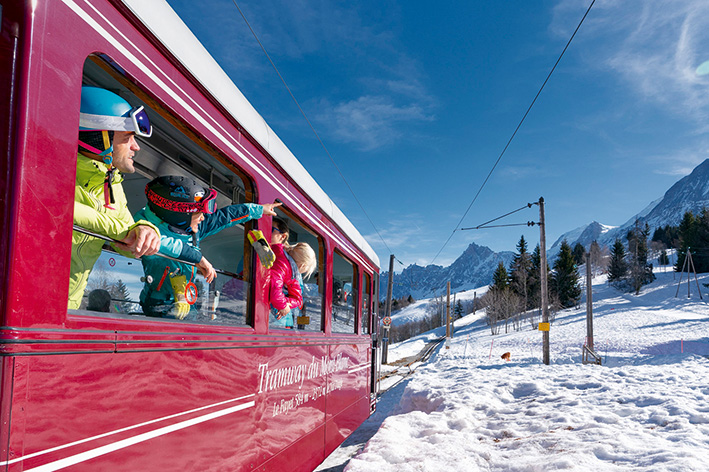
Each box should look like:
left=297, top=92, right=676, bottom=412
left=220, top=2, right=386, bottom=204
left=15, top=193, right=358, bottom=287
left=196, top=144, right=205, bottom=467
left=608, top=238, right=628, bottom=286
left=110, top=279, right=134, bottom=313
left=491, top=261, right=509, bottom=293
left=551, top=240, right=581, bottom=308
left=509, top=235, right=533, bottom=310
left=676, top=211, right=698, bottom=272
left=694, top=208, right=709, bottom=272
left=627, top=220, right=655, bottom=293
left=454, top=300, right=463, bottom=319
left=528, top=244, right=543, bottom=308
left=572, top=242, right=586, bottom=266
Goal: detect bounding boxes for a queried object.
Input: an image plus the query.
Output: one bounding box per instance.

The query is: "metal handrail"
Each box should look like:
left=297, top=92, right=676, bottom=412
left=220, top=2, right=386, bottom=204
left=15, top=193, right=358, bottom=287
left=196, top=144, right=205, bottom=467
left=73, top=224, right=242, bottom=279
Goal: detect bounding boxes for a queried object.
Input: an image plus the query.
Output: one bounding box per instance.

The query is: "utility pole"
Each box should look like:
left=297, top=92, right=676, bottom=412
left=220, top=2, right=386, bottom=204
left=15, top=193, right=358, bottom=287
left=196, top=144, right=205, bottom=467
left=585, top=252, right=593, bottom=352
left=382, top=254, right=395, bottom=364
left=539, top=197, right=550, bottom=365
left=445, top=281, right=451, bottom=349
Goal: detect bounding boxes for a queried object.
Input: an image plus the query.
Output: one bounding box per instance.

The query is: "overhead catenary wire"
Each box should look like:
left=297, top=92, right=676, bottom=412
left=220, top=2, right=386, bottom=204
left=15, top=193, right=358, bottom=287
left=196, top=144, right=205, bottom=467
left=464, top=223, right=538, bottom=230
left=461, top=202, right=538, bottom=230
left=230, top=1, right=403, bottom=266
left=428, top=0, right=596, bottom=266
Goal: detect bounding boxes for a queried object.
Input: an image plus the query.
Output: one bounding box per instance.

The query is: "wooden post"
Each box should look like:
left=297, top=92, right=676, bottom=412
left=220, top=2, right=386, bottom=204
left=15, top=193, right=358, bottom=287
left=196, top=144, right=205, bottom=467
left=688, top=250, right=704, bottom=300
left=539, top=197, right=550, bottom=365
left=585, top=252, right=593, bottom=352
left=445, top=282, right=451, bottom=348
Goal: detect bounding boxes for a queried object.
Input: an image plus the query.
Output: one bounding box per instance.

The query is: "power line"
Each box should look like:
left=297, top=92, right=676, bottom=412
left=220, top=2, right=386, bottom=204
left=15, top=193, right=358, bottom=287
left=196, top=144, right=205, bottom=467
left=428, top=0, right=596, bottom=265
left=461, top=202, right=538, bottom=230
left=230, top=1, right=402, bottom=265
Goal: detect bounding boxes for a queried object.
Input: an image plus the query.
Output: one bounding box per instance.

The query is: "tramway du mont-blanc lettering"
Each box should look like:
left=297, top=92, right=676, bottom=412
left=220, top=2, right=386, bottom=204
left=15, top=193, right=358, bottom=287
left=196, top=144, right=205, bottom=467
left=257, top=353, right=350, bottom=394
left=258, top=354, right=350, bottom=418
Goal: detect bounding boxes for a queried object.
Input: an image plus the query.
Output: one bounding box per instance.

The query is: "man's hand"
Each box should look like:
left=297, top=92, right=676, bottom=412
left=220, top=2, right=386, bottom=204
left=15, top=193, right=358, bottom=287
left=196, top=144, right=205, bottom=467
left=196, top=257, right=217, bottom=283
left=117, top=225, right=160, bottom=257
left=261, top=202, right=282, bottom=217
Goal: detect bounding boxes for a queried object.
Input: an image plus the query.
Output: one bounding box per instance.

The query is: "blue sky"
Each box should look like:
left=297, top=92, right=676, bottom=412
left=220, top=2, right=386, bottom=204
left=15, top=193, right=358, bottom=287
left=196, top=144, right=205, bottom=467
left=165, top=0, right=709, bottom=271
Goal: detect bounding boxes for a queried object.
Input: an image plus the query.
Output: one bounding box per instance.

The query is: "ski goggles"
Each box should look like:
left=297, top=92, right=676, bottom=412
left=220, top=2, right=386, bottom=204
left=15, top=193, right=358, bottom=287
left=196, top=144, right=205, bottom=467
left=79, top=106, right=153, bottom=137
left=194, top=188, right=218, bottom=214
left=146, top=187, right=218, bottom=214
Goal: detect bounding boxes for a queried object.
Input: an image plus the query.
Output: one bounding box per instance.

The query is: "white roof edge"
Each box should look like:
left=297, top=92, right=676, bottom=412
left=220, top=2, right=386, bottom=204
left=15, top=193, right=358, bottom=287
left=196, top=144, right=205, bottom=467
left=120, top=0, right=379, bottom=269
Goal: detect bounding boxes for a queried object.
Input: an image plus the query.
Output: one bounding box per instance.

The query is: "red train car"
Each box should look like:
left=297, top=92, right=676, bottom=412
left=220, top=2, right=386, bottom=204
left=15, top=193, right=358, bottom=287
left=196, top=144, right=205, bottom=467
left=0, top=1, right=381, bottom=470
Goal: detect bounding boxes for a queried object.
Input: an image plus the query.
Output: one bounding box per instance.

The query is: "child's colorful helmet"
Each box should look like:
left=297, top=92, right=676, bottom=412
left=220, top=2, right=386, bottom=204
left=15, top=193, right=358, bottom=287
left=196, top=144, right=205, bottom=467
left=145, top=175, right=217, bottom=228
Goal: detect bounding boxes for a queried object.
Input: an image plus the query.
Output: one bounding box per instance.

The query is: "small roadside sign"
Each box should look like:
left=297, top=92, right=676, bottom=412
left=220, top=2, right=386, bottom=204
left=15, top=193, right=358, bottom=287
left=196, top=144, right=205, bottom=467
left=382, top=316, right=391, bottom=326
left=538, top=322, right=550, bottom=332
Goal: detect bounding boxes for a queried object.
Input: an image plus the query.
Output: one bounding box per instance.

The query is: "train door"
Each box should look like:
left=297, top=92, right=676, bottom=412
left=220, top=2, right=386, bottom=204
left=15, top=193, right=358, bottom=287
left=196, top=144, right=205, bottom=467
left=370, top=272, right=380, bottom=402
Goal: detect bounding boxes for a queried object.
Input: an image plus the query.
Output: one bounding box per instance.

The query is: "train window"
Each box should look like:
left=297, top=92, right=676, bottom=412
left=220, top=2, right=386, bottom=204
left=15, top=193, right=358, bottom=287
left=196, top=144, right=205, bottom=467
left=268, top=210, right=324, bottom=331
left=361, top=272, right=371, bottom=334
left=331, top=251, right=358, bottom=334
left=68, top=55, right=256, bottom=328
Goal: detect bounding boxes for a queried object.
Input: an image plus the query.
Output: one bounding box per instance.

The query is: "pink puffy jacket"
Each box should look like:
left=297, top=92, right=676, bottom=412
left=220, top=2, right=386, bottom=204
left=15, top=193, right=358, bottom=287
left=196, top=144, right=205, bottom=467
left=269, top=243, right=303, bottom=311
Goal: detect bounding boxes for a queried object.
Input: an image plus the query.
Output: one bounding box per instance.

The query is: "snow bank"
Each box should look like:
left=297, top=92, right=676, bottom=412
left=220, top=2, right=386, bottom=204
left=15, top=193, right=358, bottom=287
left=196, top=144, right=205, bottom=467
left=320, top=268, right=709, bottom=471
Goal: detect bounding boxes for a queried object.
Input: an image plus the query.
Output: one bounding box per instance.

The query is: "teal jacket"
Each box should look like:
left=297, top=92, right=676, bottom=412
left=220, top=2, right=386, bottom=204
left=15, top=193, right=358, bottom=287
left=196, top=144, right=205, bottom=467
left=134, top=203, right=263, bottom=318
left=69, top=154, right=157, bottom=309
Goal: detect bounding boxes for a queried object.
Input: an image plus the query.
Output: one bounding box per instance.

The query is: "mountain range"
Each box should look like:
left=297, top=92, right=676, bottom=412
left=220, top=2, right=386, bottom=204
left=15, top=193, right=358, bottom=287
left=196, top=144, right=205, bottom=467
left=549, top=158, right=709, bottom=255
left=381, top=158, right=709, bottom=300
left=380, top=243, right=514, bottom=300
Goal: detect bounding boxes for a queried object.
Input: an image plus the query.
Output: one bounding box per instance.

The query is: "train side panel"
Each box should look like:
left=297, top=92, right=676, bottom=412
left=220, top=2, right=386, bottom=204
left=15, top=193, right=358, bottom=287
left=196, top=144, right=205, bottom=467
left=0, top=0, right=379, bottom=470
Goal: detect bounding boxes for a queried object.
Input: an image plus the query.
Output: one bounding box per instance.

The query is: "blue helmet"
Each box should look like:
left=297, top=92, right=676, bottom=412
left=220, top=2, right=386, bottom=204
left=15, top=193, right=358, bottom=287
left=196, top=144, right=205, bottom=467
left=79, top=86, right=133, bottom=127
left=78, top=86, right=152, bottom=164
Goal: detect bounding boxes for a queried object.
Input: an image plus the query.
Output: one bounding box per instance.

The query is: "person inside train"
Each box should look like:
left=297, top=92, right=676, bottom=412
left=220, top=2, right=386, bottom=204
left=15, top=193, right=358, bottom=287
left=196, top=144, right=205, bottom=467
left=269, top=218, right=317, bottom=328
left=135, top=175, right=280, bottom=319
left=69, top=86, right=161, bottom=310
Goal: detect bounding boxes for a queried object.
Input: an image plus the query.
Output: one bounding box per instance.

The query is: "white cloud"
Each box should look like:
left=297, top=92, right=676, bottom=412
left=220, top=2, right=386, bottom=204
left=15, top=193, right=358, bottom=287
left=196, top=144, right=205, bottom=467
left=317, top=96, right=434, bottom=151
left=553, top=0, right=709, bottom=126
left=648, top=143, right=709, bottom=176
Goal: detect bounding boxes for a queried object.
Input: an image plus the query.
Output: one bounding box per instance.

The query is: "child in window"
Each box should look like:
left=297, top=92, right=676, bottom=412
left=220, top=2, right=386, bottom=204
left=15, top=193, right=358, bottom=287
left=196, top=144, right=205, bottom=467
left=269, top=218, right=317, bottom=328
left=135, top=175, right=280, bottom=319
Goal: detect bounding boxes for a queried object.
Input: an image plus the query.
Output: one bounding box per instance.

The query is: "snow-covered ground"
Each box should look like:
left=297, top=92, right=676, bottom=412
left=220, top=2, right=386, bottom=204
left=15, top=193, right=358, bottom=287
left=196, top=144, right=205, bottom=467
left=386, top=286, right=489, bottom=327
left=318, top=267, right=709, bottom=471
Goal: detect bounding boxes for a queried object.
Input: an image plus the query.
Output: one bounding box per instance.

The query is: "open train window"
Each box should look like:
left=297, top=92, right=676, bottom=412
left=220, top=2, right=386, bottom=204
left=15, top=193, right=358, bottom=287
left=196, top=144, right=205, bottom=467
left=67, top=55, right=256, bottom=328
left=331, top=250, right=358, bottom=334
left=268, top=208, right=324, bottom=332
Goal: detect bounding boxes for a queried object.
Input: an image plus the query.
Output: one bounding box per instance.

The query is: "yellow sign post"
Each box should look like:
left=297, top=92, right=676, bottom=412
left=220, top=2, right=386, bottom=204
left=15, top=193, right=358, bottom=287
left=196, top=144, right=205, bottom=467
left=538, top=322, right=550, bottom=332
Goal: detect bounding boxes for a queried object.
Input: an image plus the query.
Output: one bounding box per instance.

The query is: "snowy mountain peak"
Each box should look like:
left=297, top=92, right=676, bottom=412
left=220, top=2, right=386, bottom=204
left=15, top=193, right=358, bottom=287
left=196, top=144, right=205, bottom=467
left=381, top=242, right=514, bottom=299
left=551, top=159, right=709, bottom=255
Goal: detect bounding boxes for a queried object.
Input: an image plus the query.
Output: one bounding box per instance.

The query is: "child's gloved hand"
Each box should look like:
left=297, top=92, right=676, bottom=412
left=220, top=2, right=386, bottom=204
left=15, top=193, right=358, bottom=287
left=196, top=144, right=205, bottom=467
left=169, top=274, right=191, bottom=320
left=248, top=230, right=275, bottom=268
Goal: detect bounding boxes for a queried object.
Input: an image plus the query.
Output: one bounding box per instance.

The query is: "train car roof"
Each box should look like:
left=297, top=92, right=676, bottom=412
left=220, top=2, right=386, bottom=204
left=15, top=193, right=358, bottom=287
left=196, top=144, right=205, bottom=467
left=121, top=0, right=380, bottom=269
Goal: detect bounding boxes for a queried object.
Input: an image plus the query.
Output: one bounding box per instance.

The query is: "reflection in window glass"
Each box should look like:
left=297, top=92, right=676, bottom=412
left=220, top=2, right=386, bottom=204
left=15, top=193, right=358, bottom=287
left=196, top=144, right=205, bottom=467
left=361, top=272, right=371, bottom=335
left=268, top=213, right=323, bottom=332
left=76, top=197, right=252, bottom=327
left=80, top=246, right=251, bottom=325
left=299, top=276, right=322, bottom=331
left=331, top=252, right=357, bottom=334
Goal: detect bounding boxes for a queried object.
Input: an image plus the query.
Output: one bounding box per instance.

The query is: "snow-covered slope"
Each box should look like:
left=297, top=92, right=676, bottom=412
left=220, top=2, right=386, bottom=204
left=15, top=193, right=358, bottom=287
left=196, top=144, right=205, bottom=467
left=319, top=265, right=709, bottom=471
